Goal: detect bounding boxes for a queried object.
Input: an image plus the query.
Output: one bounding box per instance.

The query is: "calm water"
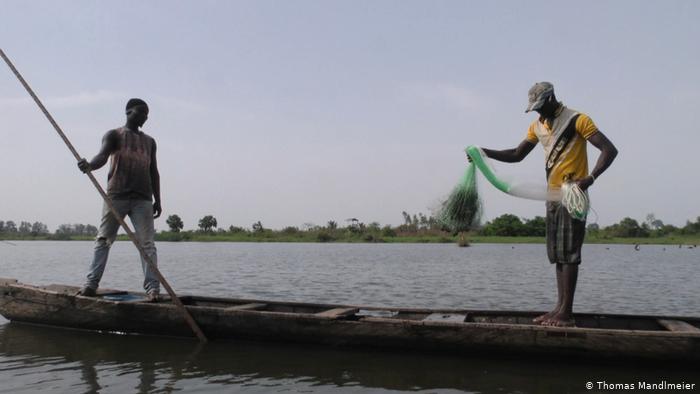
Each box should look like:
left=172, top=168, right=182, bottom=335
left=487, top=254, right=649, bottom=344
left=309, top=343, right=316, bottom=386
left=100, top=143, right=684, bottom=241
left=1, top=241, right=698, bottom=393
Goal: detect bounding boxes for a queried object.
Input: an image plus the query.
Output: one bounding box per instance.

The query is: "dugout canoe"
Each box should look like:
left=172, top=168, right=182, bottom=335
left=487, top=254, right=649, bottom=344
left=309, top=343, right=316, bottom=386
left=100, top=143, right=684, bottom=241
left=1, top=278, right=698, bottom=361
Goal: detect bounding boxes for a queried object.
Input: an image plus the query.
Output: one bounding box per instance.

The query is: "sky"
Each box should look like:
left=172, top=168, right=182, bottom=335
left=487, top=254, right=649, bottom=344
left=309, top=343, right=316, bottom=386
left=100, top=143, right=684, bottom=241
left=1, top=1, right=699, bottom=232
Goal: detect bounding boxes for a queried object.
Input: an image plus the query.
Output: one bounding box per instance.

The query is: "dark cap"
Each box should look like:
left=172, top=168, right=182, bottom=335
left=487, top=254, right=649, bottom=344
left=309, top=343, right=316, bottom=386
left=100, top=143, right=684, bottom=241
left=525, top=82, right=554, bottom=113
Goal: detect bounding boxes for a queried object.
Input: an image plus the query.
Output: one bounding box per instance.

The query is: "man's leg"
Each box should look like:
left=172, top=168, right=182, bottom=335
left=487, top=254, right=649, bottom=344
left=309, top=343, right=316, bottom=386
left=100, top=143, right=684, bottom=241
left=534, top=202, right=561, bottom=323
left=544, top=202, right=585, bottom=327
left=84, top=200, right=128, bottom=292
left=552, top=263, right=566, bottom=314
left=534, top=266, right=564, bottom=324
left=555, top=263, right=579, bottom=320
left=129, top=200, right=160, bottom=296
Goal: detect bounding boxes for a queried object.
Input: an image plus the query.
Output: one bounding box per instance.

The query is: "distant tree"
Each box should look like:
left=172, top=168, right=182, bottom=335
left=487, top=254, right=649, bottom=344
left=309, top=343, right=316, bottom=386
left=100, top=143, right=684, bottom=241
left=645, top=213, right=656, bottom=229
left=658, top=224, right=679, bottom=236
left=418, top=213, right=428, bottom=229
left=0, top=221, right=4, bottom=232
left=74, top=223, right=86, bottom=235
left=605, top=217, right=649, bottom=238
left=18, top=221, right=32, bottom=234
left=346, top=218, right=366, bottom=234
left=198, top=215, right=217, bottom=232
left=228, top=225, right=246, bottom=233
left=682, top=216, right=700, bottom=234
left=586, top=223, right=600, bottom=235
left=317, top=231, right=334, bottom=242
left=302, top=222, right=317, bottom=231
left=522, top=216, right=546, bottom=236
left=30, top=222, right=49, bottom=236
left=85, top=224, right=98, bottom=236
left=5, top=221, right=17, bottom=233
left=430, top=215, right=439, bottom=229
left=642, top=213, right=665, bottom=233
left=326, top=220, right=338, bottom=230
left=367, top=222, right=381, bottom=232
left=56, top=224, right=73, bottom=235
left=480, top=214, right=525, bottom=236
left=401, top=211, right=411, bottom=225
left=381, top=225, right=397, bottom=237
left=252, top=221, right=264, bottom=233
left=282, top=226, right=299, bottom=234
left=166, top=214, right=184, bottom=232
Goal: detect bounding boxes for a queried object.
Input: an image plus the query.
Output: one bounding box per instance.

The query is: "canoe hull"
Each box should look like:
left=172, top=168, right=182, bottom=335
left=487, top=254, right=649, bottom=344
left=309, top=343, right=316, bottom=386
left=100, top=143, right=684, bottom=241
left=1, top=279, right=698, bottom=361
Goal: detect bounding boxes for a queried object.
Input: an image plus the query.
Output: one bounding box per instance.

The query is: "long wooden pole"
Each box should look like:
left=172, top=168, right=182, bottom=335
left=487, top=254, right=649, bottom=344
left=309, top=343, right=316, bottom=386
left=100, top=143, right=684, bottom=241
left=0, top=49, right=208, bottom=343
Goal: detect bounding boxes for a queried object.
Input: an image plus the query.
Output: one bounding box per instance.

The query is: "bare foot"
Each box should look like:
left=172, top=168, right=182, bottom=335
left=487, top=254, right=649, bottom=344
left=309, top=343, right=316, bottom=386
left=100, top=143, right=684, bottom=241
left=542, top=314, right=576, bottom=327
left=533, top=308, right=559, bottom=324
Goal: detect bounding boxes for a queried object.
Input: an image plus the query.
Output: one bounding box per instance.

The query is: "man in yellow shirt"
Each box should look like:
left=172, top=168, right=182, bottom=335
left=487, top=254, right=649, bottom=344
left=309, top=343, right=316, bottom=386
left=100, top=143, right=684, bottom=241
left=478, top=82, right=618, bottom=326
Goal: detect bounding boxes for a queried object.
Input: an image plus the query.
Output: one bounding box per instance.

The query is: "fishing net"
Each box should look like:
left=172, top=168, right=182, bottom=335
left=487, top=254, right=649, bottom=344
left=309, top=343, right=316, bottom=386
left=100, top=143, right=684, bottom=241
left=561, top=182, right=589, bottom=220
left=465, top=145, right=560, bottom=201
left=443, top=145, right=590, bottom=221
left=437, top=163, right=483, bottom=233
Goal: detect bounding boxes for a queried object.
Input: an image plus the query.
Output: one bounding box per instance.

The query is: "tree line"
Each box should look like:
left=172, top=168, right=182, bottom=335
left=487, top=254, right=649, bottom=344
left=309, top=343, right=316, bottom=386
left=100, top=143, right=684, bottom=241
left=477, top=213, right=700, bottom=238
left=2, top=212, right=699, bottom=242
left=586, top=214, right=700, bottom=239
left=0, top=220, right=97, bottom=239
left=161, top=212, right=700, bottom=240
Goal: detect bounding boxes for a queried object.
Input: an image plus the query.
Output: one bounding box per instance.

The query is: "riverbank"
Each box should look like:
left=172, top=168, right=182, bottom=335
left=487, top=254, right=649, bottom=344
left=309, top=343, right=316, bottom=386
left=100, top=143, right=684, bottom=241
left=3, top=233, right=699, bottom=246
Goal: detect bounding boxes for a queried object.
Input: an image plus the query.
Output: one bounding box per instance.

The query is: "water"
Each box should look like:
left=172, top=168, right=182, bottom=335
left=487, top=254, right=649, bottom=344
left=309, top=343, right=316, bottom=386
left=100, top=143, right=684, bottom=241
left=1, top=241, right=698, bottom=393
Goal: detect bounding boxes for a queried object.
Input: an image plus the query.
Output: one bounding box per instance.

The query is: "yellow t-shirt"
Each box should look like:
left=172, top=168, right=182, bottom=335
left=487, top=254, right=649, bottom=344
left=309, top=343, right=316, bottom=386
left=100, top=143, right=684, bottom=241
left=525, top=106, right=598, bottom=188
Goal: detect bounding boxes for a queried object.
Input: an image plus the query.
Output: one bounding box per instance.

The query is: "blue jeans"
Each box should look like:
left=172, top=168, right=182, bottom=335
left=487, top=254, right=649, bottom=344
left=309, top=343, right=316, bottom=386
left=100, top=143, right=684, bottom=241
left=85, top=199, right=159, bottom=294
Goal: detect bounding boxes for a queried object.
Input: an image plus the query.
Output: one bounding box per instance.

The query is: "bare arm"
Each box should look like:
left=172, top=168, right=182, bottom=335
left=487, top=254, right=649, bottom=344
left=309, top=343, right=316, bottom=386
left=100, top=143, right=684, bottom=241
left=150, top=140, right=162, bottom=218
left=481, top=140, right=537, bottom=163
left=576, top=131, right=618, bottom=190
left=78, top=130, right=117, bottom=172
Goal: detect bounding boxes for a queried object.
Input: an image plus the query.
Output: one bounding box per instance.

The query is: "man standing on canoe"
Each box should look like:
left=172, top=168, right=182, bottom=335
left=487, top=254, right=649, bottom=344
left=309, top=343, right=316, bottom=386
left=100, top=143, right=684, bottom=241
left=77, top=98, right=162, bottom=301
left=474, top=82, right=617, bottom=326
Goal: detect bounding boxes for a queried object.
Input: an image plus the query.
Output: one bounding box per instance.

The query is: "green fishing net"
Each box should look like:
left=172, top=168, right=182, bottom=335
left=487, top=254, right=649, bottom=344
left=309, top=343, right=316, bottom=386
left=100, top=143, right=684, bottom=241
left=438, top=163, right=483, bottom=233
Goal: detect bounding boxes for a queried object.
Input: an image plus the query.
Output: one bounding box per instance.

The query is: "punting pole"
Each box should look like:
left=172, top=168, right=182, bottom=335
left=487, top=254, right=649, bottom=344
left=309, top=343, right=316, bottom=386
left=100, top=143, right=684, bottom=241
left=0, top=49, right=208, bottom=343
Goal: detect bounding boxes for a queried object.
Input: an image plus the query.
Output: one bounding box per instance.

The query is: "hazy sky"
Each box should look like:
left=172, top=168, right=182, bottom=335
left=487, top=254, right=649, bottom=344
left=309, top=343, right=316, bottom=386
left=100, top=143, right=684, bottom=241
left=1, top=1, right=699, bottom=231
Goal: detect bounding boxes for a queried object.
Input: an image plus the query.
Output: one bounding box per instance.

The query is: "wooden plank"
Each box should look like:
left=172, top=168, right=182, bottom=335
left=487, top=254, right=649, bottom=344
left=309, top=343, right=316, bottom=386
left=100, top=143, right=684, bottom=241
left=315, top=307, right=358, bottom=319
left=44, top=284, right=81, bottom=294
left=224, top=303, right=267, bottom=311
left=44, top=284, right=127, bottom=296
left=658, top=319, right=700, bottom=333
left=423, top=313, right=467, bottom=323
left=96, top=289, right=129, bottom=296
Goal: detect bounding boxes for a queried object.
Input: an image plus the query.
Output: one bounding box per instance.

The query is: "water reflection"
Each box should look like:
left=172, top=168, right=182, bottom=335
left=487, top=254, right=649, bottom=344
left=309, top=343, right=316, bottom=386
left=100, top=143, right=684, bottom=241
left=1, top=323, right=696, bottom=394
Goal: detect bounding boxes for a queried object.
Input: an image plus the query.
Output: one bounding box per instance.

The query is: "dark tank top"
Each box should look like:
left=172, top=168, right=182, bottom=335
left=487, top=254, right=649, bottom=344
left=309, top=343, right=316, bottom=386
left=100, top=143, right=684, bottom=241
left=105, top=127, right=155, bottom=201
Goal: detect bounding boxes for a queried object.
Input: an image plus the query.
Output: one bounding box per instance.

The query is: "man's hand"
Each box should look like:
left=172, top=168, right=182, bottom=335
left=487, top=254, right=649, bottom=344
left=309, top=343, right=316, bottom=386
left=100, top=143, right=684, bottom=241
left=153, top=202, right=162, bottom=219
left=77, top=158, right=91, bottom=173
left=576, top=175, right=594, bottom=191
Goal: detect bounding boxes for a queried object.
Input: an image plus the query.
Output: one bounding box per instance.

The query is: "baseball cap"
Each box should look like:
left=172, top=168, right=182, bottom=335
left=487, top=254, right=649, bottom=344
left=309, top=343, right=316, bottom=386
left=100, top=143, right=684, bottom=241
left=525, top=82, right=554, bottom=113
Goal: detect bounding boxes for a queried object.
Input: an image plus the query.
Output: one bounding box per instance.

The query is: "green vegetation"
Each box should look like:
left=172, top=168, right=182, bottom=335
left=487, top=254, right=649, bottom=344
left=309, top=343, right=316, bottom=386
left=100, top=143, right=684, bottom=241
left=166, top=214, right=184, bottom=232
left=0, top=220, right=96, bottom=241
left=2, top=213, right=700, bottom=246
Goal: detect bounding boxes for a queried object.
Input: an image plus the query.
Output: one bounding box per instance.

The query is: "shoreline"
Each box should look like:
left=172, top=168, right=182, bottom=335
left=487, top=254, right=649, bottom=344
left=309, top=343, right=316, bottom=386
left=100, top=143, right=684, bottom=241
left=3, top=234, right=699, bottom=246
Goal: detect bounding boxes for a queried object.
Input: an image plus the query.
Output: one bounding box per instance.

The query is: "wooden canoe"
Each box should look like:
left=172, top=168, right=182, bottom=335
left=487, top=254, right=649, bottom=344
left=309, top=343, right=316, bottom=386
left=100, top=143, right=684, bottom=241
left=1, top=278, right=698, bottom=360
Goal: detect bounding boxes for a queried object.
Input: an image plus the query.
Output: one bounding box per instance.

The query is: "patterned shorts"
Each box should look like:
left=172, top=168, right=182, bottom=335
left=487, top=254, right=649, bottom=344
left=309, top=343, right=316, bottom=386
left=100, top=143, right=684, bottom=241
left=546, top=201, right=586, bottom=264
